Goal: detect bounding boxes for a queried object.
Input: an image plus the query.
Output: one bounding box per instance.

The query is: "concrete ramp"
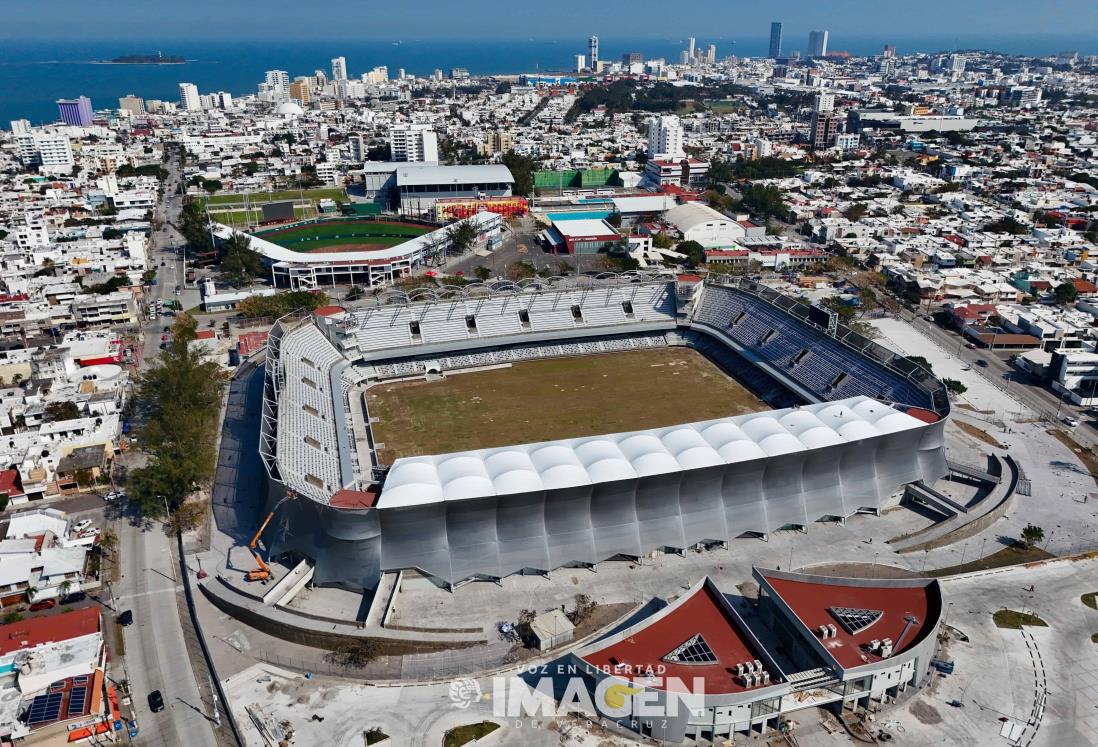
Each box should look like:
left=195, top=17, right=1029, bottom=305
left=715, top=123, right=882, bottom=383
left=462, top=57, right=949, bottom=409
left=947, top=459, right=1001, bottom=484
left=262, top=559, right=313, bottom=607
left=906, top=481, right=968, bottom=517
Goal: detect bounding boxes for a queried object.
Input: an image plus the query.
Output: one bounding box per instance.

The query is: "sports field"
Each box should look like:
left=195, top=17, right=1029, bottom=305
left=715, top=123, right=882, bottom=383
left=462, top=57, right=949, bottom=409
left=367, top=347, right=768, bottom=462
left=253, top=219, right=432, bottom=252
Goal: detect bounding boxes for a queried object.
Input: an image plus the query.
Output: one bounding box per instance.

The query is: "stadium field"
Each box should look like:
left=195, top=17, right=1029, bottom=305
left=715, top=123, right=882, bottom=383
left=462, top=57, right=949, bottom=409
left=253, top=219, right=432, bottom=252
left=368, top=347, right=768, bottom=462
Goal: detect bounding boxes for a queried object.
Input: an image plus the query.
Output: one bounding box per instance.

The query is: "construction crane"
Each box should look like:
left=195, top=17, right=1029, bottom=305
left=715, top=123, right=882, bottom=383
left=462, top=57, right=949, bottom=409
left=246, top=492, right=295, bottom=582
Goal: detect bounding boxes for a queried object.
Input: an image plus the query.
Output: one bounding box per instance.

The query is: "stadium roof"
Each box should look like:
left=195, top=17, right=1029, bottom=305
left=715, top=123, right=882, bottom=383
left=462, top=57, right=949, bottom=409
left=378, top=396, right=928, bottom=508
left=395, top=164, right=514, bottom=187
left=551, top=218, right=620, bottom=239
left=665, top=202, right=738, bottom=233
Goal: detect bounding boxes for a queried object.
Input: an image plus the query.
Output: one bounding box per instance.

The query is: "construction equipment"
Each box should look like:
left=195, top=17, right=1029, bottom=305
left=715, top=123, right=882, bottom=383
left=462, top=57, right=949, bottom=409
left=246, top=493, right=294, bottom=582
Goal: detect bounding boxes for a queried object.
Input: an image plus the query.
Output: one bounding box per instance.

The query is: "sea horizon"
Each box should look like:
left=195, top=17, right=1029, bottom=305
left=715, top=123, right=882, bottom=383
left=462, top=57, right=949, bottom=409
left=2, top=34, right=1095, bottom=125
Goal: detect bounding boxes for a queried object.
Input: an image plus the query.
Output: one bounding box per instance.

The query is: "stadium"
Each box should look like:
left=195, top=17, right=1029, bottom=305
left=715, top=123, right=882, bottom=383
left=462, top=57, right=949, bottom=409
left=210, top=211, right=502, bottom=290
left=255, top=273, right=950, bottom=593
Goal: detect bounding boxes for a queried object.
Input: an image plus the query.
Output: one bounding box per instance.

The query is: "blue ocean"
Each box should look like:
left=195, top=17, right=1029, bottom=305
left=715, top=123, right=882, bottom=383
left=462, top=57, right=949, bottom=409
left=1, top=35, right=1095, bottom=126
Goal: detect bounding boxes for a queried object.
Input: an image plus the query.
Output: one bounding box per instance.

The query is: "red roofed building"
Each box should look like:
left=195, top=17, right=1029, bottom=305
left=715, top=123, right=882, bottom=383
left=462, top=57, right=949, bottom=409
left=562, top=571, right=942, bottom=743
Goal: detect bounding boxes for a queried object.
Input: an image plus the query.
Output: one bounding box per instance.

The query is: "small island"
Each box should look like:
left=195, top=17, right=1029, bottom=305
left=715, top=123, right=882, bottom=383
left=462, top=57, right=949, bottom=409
left=102, top=54, right=186, bottom=64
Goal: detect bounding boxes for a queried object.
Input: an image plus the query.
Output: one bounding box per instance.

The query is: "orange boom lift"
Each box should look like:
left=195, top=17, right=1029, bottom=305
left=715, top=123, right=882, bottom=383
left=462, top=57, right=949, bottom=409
left=246, top=492, right=294, bottom=582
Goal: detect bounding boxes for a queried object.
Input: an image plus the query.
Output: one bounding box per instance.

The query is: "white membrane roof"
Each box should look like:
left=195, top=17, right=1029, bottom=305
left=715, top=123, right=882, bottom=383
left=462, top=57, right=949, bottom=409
left=378, top=396, right=928, bottom=508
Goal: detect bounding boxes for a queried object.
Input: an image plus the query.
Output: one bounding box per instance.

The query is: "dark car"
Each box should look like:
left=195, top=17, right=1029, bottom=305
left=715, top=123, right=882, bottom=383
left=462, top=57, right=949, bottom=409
left=61, top=592, right=87, bottom=605
left=117, top=610, right=133, bottom=626
left=976, top=359, right=988, bottom=367
left=29, top=599, right=56, bottom=612
left=147, top=690, right=164, bottom=713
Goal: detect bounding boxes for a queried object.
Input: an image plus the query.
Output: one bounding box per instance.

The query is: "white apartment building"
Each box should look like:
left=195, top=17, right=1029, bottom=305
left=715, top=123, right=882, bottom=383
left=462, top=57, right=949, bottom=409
left=647, top=114, right=685, bottom=160
left=179, top=83, right=201, bottom=111
left=16, top=134, right=74, bottom=174
left=265, top=70, right=290, bottom=91
left=389, top=124, right=439, bottom=163
left=331, top=56, right=348, bottom=81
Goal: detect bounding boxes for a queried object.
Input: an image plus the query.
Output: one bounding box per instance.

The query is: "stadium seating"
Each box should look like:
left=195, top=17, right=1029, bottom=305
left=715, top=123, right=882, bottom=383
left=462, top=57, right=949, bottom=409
left=342, top=281, right=678, bottom=354
left=693, top=285, right=932, bottom=409
left=276, top=324, right=347, bottom=501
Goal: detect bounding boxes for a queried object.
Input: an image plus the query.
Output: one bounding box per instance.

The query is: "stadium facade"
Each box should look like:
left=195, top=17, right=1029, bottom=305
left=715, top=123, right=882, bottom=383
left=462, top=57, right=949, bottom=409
left=258, top=275, right=949, bottom=592
left=211, top=211, right=502, bottom=290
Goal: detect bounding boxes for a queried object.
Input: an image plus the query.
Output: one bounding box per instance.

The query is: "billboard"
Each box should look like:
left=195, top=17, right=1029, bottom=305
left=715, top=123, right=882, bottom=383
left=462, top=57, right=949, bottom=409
left=261, top=201, right=297, bottom=223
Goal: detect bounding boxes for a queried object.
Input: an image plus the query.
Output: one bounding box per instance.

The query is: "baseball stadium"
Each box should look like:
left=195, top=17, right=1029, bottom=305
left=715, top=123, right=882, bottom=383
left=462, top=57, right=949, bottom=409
left=251, top=217, right=433, bottom=253
left=211, top=211, right=502, bottom=289
left=253, top=273, right=950, bottom=593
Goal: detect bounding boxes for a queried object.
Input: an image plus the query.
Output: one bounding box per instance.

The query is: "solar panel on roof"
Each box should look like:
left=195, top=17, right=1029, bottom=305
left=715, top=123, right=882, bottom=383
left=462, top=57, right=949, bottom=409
left=26, top=692, right=63, bottom=725
left=66, top=687, right=88, bottom=718
left=829, top=606, right=883, bottom=633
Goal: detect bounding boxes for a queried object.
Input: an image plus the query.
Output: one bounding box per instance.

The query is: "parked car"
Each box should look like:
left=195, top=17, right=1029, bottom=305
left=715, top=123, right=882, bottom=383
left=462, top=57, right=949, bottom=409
left=1064, top=416, right=1080, bottom=428
left=29, top=599, right=56, bottom=612
left=162, top=310, right=176, bottom=317
left=61, top=592, right=87, bottom=605
left=103, top=490, right=124, bottom=502
left=74, top=519, right=93, bottom=532
left=117, top=610, right=133, bottom=626
left=147, top=690, right=164, bottom=713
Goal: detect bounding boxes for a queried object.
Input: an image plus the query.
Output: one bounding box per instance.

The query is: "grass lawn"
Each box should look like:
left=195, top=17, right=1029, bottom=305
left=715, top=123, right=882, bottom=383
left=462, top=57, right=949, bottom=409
left=1049, top=430, right=1098, bottom=478
left=254, top=219, right=431, bottom=251
left=201, top=187, right=346, bottom=206
left=927, top=543, right=1054, bottom=578
left=952, top=419, right=1004, bottom=448
left=443, top=722, right=499, bottom=747
left=1083, top=592, right=1097, bottom=610
left=992, top=609, right=1048, bottom=629
left=369, top=347, right=769, bottom=462
left=207, top=205, right=314, bottom=227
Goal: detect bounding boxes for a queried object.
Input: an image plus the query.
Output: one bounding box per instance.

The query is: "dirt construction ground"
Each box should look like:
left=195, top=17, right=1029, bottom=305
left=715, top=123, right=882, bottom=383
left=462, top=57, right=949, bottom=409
left=368, top=347, right=769, bottom=461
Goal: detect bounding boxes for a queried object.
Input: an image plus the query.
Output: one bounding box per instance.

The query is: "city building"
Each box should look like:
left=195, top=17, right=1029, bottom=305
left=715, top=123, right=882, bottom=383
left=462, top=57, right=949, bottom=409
left=389, top=123, right=440, bottom=163
left=56, top=97, right=93, bottom=127
left=288, top=80, right=311, bottom=105
left=574, top=54, right=586, bottom=72
left=769, top=22, right=783, bottom=58
left=664, top=202, right=747, bottom=248
left=265, top=69, right=290, bottom=91
left=178, top=82, right=201, bottom=111
left=647, top=114, right=686, bottom=160
left=808, top=30, right=829, bottom=57
left=588, top=35, right=599, bottom=71
left=117, top=94, right=145, bottom=115
left=331, top=56, right=348, bottom=81
left=622, top=52, right=644, bottom=66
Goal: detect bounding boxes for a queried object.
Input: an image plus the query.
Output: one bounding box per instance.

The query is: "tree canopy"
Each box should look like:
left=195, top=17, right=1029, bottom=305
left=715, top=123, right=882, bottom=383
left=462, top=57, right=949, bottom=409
left=236, top=290, right=331, bottom=319
left=126, top=314, right=228, bottom=517
left=219, top=232, right=264, bottom=286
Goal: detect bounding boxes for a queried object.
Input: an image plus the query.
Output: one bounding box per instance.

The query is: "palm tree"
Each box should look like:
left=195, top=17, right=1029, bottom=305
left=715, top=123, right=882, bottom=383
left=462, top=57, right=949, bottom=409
left=58, top=580, right=72, bottom=599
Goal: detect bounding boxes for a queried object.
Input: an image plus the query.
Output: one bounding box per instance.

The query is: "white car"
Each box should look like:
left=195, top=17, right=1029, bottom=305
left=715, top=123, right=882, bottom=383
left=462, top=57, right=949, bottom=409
left=74, top=519, right=93, bottom=532
left=1064, top=416, right=1080, bottom=427
left=103, top=490, right=124, bottom=502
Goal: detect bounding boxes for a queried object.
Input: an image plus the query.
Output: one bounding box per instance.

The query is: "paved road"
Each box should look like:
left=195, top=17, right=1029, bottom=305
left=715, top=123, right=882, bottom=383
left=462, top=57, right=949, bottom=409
left=116, top=516, right=218, bottom=747
left=116, top=150, right=220, bottom=746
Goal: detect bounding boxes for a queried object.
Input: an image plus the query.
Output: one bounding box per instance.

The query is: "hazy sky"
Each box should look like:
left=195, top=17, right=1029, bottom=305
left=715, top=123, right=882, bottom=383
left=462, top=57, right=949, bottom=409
left=4, top=0, right=1097, bottom=41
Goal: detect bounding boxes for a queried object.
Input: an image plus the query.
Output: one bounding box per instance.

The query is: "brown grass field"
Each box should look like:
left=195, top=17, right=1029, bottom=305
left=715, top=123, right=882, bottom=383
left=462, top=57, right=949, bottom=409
left=368, top=348, right=768, bottom=462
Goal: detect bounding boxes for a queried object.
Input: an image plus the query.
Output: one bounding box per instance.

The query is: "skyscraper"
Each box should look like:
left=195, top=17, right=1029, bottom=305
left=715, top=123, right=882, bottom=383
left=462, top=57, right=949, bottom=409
left=588, top=36, right=599, bottom=71
left=769, top=22, right=783, bottom=59
left=808, top=30, right=829, bottom=58
left=265, top=70, right=290, bottom=91
left=810, top=93, right=838, bottom=149
left=331, top=56, right=348, bottom=81
left=178, top=83, right=201, bottom=111
left=389, top=124, right=440, bottom=163
left=56, top=96, right=93, bottom=127
left=687, top=37, right=696, bottom=61
left=118, top=94, right=146, bottom=115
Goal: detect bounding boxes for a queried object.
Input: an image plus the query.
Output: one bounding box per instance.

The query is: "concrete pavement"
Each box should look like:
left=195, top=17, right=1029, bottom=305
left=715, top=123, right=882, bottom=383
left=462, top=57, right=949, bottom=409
left=115, top=516, right=218, bottom=747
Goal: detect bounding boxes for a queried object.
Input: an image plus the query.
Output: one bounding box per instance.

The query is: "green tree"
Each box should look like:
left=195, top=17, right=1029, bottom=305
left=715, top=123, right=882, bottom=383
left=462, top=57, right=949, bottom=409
left=219, top=232, right=264, bottom=286
left=740, top=184, right=789, bottom=221
left=819, top=296, right=857, bottom=323
left=45, top=401, right=81, bottom=422
left=474, top=266, right=492, bottom=281
left=1020, top=523, right=1044, bottom=549
left=942, top=378, right=968, bottom=394
left=125, top=314, right=228, bottom=516
left=179, top=200, right=213, bottom=252
left=446, top=222, right=477, bottom=255
left=905, top=356, right=934, bottom=372
left=500, top=151, right=536, bottom=196
left=676, top=240, right=706, bottom=267
left=1054, top=282, right=1079, bottom=305
left=982, top=216, right=1029, bottom=235
left=844, top=203, right=868, bottom=222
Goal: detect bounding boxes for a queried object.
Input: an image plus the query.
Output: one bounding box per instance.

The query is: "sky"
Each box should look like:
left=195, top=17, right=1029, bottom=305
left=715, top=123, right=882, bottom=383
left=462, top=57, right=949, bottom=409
left=3, top=0, right=1097, bottom=42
